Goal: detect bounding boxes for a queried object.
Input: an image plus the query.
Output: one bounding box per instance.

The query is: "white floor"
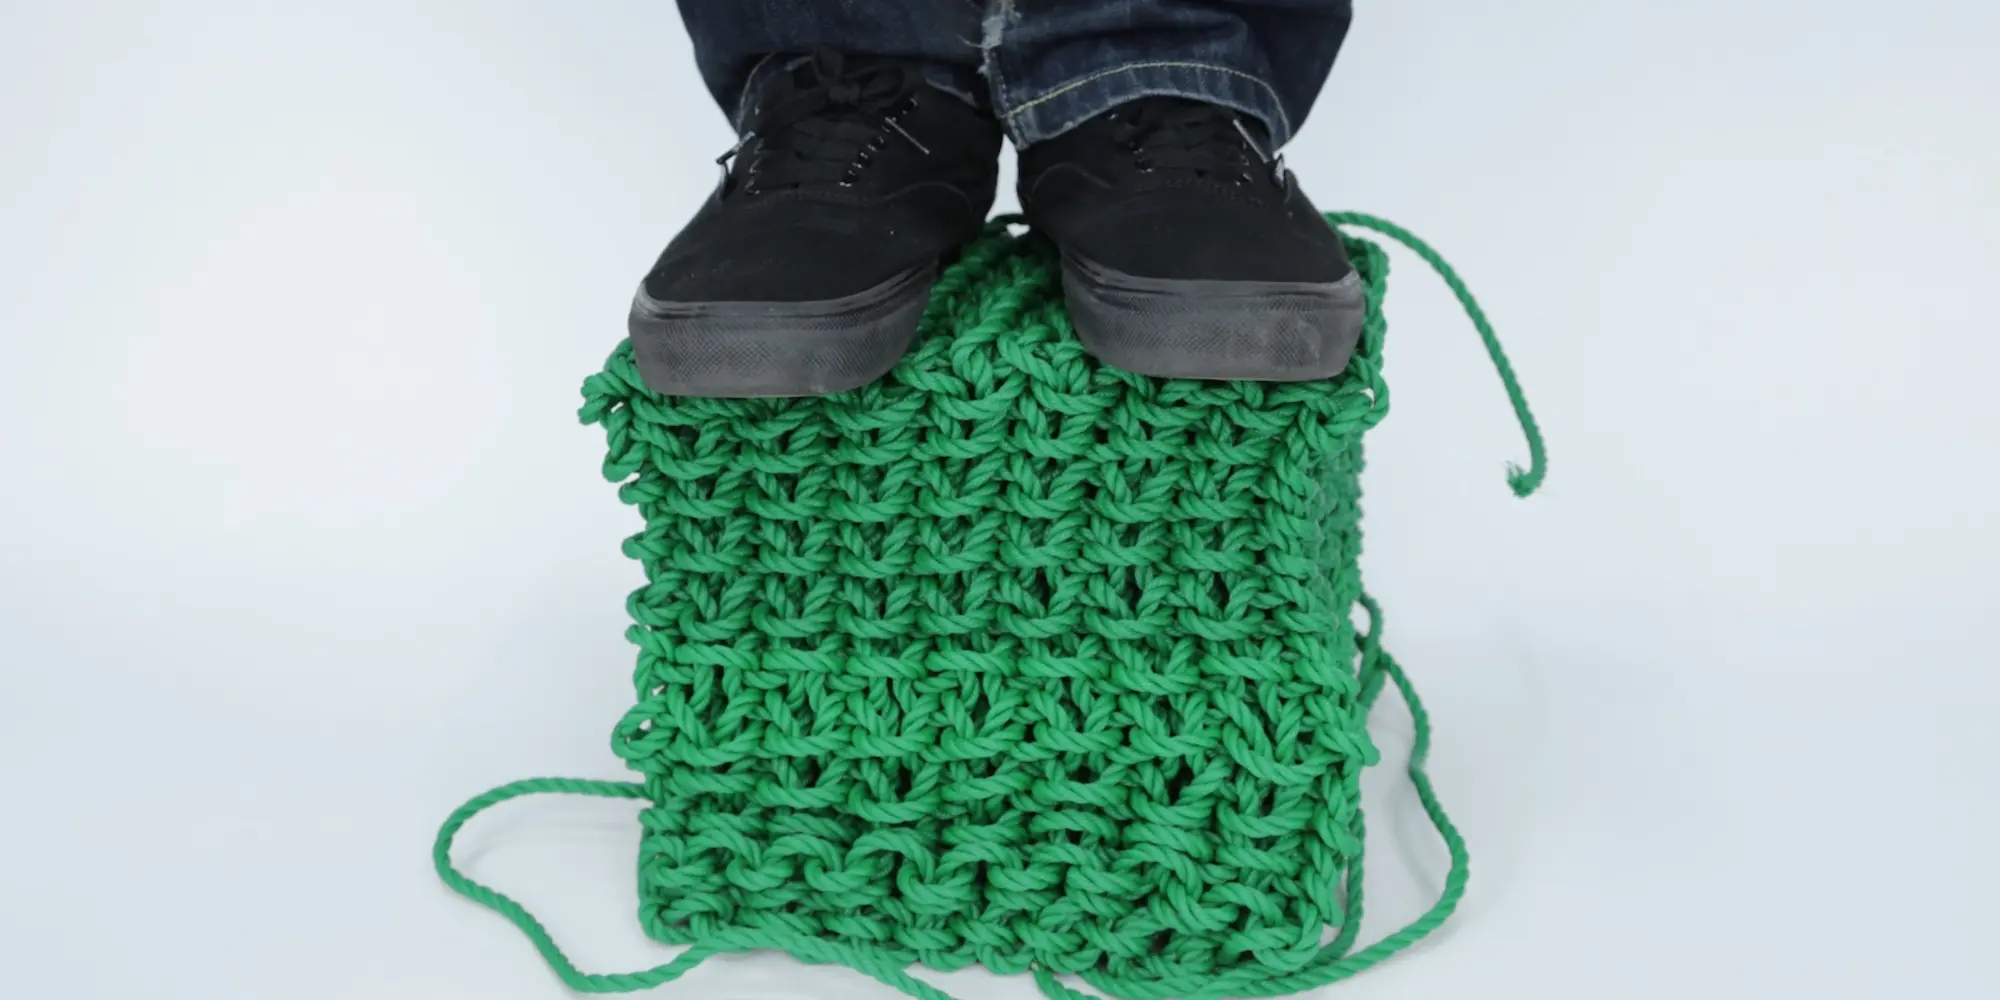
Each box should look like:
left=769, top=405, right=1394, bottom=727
left=3, top=2, right=1996, bottom=998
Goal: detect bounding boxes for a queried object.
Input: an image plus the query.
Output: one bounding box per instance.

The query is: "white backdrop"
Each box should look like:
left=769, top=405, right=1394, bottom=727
left=3, top=2, right=1996, bottom=998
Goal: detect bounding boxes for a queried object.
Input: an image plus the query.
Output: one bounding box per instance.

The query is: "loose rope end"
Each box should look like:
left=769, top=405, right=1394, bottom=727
left=1506, top=461, right=1543, bottom=498
left=1327, top=211, right=1550, bottom=498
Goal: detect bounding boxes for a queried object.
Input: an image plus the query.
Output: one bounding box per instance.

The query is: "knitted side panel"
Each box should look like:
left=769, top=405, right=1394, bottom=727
left=579, top=223, right=1393, bottom=997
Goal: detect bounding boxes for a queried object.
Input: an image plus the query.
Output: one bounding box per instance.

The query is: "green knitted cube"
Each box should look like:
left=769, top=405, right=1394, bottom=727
left=435, top=214, right=1544, bottom=1000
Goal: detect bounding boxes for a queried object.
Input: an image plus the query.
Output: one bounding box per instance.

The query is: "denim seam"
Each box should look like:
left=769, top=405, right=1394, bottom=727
left=1008, top=59, right=1288, bottom=137
left=981, top=1, right=1014, bottom=117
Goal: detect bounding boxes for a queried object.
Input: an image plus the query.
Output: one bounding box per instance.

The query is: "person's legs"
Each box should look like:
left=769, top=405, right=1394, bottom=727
left=638, top=1, right=1363, bottom=396
left=1004, top=2, right=1365, bottom=382
left=677, top=0, right=990, bottom=127
left=671, top=0, right=1351, bottom=148
left=627, top=4, right=1002, bottom=398
left=984, top=0, right=1354, bottom=149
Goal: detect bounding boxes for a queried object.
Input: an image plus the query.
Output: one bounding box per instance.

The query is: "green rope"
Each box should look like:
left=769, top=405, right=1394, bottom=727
left=1324, top=212, right=1546, bottom=496
left=435, top=214, right=1545, bottom=1000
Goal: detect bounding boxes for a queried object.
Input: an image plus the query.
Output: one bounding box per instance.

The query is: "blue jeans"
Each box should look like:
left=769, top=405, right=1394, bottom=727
left=676, top=1, right=1354, bottom=148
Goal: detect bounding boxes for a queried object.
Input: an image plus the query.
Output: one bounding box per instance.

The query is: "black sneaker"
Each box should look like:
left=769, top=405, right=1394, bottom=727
left=1018, top=98, right=1363, bottom=382
left=628, top=50, right=1002, bottom=397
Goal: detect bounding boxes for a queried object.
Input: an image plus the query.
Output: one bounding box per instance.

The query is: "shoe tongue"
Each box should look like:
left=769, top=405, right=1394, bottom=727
left=826, top=81, right=860, bottom=103
left=784, top=53, right=830, bottom=90
left=766, top=66, right=901, bottom=124
left=786, top=51, right=902, bottom=99
left=1121, top=96, right=1219, bottom=122
left=1235, top=114, right=1272, bottom=149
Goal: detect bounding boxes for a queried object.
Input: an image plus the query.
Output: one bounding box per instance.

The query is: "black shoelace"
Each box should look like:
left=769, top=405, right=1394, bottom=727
left=723, top=49, right=929, bottom=194
left=1109, top=100, right=1286, bottom=187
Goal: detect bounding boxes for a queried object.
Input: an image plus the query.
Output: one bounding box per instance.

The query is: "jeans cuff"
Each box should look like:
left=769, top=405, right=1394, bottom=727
left=998, top=61, right=1294, bottom=149
left=733, top=56, right=991, bottom=135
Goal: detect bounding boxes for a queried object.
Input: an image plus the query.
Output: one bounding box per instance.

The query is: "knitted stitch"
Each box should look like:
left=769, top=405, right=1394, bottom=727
left=434, top=213, right=1546, bottom=1000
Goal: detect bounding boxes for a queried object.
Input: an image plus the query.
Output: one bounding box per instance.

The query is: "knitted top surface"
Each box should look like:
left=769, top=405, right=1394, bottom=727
left=577, top=222, right=1397, bottom=999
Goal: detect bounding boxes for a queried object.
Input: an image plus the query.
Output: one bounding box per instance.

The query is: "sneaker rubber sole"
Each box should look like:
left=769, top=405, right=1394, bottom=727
left=628, top=264, right=934, bottom=398
left=1060, top=253, right=1366, bottom=382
